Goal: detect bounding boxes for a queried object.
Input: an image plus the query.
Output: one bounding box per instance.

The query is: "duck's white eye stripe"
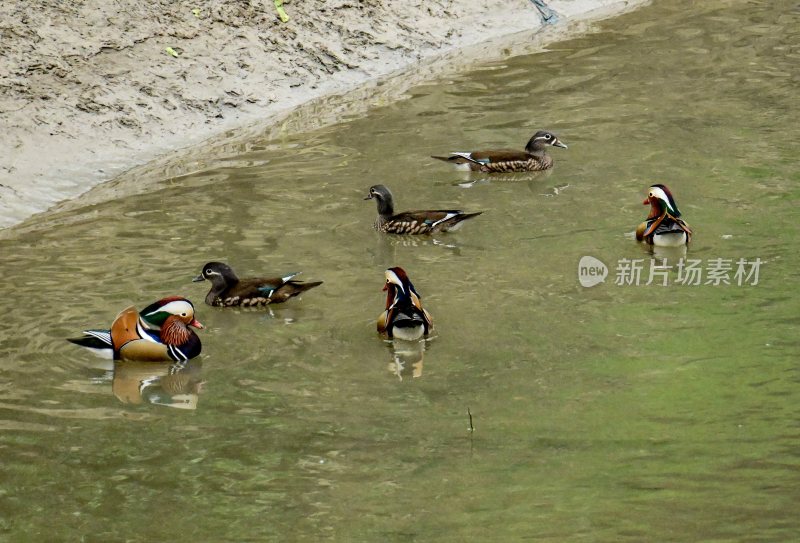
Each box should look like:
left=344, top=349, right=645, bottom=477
left=149, top=300, right=193, bottom=317
left=649, top=187, right=675, bottom=213
left=384, top=270, right=405, bottom=293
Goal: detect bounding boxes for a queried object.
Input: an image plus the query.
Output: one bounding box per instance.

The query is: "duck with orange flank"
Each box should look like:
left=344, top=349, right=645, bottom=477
left=68, top=297, right=203, bottom=362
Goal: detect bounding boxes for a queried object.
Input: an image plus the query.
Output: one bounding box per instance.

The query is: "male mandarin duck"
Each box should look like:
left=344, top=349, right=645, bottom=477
left=636, top=184, right=693, bottom=247
left=68, top=297, right=203, bottom=362
left=365, top=184, right=482, bottom=235
left=431, top=130, right=567, bottom=173
left=193, top=261, right=322, bottom=307
left=377, top=267, right=434, bottom=341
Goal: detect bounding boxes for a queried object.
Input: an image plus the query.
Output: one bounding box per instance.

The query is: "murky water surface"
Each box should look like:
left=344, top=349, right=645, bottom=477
left=1, top=0, right=799, bottom=540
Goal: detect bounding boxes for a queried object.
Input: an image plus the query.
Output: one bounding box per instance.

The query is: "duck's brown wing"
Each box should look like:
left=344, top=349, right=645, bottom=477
left=228, top=276, right=290, bottom=299
left=469, top=149, right=530, bottom=163
left=394, top=210, right=462, bottom=222
left=223, top=275, right=322, bottom=304
left=384, top=210, right=482, bottom=234
left=383, top=211, right=456, bottom=235
left=271, top=280, right=323, bottom=303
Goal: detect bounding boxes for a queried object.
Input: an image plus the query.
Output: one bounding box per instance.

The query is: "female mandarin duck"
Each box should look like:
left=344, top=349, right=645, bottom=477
left=193, top=261, right=322, bottom=307
left=377, top=267, right=434, bottom=341
left=68, top=297, right=203, bottom=362
left=636, top=184, right=693, bottom=246
left=431, top=130, right=567, bottom=173
left=365, top=184, right=482, bottom=234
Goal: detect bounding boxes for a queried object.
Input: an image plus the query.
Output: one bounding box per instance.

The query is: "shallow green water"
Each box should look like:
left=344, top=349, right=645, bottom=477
left=1, top=0, right=799, bottom=540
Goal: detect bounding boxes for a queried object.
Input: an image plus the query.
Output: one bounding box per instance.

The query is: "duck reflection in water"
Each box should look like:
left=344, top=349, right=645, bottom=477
left=386, top=337, right=430, bottom=381
left=375, top=233, right=461, bottom=252
left=111, top=358, right=205, bottom=410
left=454, top=169, right=555, bottom=188
left=643, top=243, right=689, bottom=265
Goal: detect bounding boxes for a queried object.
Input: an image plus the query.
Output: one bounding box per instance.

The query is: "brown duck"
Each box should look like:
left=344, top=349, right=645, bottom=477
left=193, top=262, right=322, bottom=307
left=364, top=184, right=482, bottom=235
left=431, top=130, right=567, bottom=173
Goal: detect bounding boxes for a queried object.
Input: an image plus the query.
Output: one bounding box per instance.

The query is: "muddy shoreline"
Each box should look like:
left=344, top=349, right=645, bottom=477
left=1, top=0, right=647, bottom=230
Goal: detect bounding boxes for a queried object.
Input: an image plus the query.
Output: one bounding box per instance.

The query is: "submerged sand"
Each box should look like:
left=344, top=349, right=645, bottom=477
left=0, top=0, right=647, bottom=230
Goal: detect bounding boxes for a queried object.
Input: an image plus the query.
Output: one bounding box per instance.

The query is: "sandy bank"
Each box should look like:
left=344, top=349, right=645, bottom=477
left=0, top=0, right=647, bottom=230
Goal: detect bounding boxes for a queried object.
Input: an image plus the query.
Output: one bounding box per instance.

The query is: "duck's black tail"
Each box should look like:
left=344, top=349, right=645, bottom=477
left=67, top=330, right=112, bottom=349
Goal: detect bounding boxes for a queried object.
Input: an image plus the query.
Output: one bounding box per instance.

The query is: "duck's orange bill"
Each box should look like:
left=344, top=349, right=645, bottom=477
left=190, top=318, right=204, bottom=329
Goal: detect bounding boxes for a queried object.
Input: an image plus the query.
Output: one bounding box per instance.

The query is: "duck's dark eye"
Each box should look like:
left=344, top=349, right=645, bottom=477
left=205, top=269, right=212, bottom=275
left=181, top=312, right=187, bottom=317
left=545, top=134, right=553, bottom=140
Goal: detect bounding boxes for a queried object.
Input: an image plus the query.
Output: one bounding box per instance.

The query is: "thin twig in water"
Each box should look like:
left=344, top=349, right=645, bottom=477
left=467, top=407, right=474, bottom=433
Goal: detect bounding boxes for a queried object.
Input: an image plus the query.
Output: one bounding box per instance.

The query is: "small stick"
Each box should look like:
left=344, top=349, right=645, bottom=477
left=467, top=407, right=474, bottom=433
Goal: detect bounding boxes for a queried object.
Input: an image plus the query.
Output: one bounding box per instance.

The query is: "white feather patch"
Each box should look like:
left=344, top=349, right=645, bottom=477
left=431, top=213, right=459, bottom=228
left=85, top=330, right=112, bottom=346
left=384, top=269, right=405, bottom=293
left=145, top=300, right=193, bottom=318
left=391, top=325, right=425, bottom=341
left=653, top=232, right=687, bottom=247
left=137, top=321, right=159, bottom=343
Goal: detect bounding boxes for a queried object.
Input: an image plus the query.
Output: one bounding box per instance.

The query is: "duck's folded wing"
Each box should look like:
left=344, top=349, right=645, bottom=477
left=394, top=210, right=465, bottom=225
left=68, top=329, right=112, bottom=348
left=469, top=149, right=529, bottom=163
left=251, top=273, right=300, bottom=296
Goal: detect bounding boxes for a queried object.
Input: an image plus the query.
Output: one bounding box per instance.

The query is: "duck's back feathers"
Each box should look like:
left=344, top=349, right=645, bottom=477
left=470, top=149, right=530, bottom=163
left=379, top=305, right=433, bottom=341
left=380, top=210, right=483, bottom=235
left=221, top=275, right=323, bottom=306
left=642, top=215, right=692, bottom=246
